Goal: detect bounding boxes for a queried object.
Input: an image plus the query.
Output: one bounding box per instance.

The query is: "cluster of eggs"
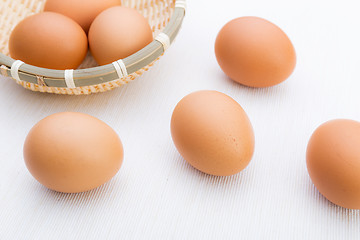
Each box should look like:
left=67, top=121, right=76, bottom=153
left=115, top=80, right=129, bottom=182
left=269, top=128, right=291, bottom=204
left=9, top=0, right=153, bottom=70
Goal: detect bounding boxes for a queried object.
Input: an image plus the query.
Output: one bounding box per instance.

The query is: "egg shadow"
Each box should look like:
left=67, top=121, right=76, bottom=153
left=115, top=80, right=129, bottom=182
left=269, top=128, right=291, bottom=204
left=35, top=175, right=124, bottom=208
left=214, top=68, right=293, bottom=103
left=303, top=177, right=360, bottom=222
left=170, top=145, right=254, bottom=190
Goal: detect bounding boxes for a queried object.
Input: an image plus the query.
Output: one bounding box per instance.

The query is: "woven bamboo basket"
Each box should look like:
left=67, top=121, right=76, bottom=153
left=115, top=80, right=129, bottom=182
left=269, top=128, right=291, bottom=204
left=0, top=0, right=186, bottom=95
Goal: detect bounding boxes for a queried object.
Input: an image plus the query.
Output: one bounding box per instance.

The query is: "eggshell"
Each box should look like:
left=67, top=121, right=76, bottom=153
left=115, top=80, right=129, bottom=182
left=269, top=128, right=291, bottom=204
left=9, top=12, right=88, bottom=70
left=44, top=0, right=121, bottom=33
left=306, top=119, right=360, bottom=209
left=215, top=17, right=296, bottom=88
left=88, top=6, right=153, bottom=65
left=23, top=112, right=123, bottom=193
left=171, top=90, right=255, bottom=176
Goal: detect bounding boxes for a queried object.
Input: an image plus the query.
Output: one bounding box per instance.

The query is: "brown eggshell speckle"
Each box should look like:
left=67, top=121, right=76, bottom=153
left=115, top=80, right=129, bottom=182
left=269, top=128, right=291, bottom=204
left=306, top=119, right=360, bottom=209
left=88, top=6, right=153, bottom=66
left=215, top=16, right=296, bottom=88
left=23, top=112, right=123, bottom=193
left=44, top=0, right=121, bottom=33
left=9, top=12, right=88, bottom=70
left=171, top=90, right=255, bottom=176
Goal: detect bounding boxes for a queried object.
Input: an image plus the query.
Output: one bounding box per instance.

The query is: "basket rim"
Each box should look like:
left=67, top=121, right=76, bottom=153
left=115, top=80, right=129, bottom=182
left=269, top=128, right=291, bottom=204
left=0, top=0, right=186, bottom=88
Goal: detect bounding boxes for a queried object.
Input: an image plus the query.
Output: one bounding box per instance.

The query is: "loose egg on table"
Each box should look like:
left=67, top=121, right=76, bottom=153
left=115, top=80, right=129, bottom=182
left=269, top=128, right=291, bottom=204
left=23, top=112, right=124, bottom=193
left=171, top=90, right=255, bottom=176
left=215, top=16, right=296, bottom=88
left=44, top=0, right=121, bottom=33
left=9, top=12, right=88, bottom=70
left=307, top=119, right=360, bottom=209
left=89, top=6, right=153, bottom=65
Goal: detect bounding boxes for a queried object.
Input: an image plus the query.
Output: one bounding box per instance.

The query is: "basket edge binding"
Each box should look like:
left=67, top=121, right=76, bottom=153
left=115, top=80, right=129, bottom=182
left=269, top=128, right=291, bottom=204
left=0, top=0, right=186, bottom=91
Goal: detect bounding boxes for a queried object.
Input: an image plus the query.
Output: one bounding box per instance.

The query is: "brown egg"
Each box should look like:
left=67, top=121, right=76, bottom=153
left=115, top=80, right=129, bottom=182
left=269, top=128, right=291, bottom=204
left=44, top=0, right=121, bottom=33
left=9, top=12, right=88, bottom=70
left=171, top=91, right=255, bottom=176
left=88, top=6, right=153, bottom=66
left=23, top=112, right=124, bottom=193
left=215, top=17, right=296, bottom=88
left=306, top=119, right=360, bottom=209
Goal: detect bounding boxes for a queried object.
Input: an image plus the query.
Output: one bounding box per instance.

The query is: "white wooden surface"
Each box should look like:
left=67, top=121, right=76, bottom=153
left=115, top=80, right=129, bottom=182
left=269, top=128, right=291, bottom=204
left=1, top=0, right=360, bottom=239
